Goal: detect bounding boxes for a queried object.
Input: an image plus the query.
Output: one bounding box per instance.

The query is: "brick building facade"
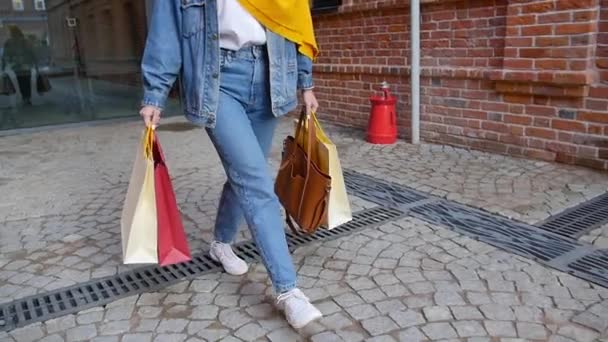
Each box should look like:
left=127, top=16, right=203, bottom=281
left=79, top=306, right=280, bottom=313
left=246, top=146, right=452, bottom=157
left=312, top=0, right=608, bottom=171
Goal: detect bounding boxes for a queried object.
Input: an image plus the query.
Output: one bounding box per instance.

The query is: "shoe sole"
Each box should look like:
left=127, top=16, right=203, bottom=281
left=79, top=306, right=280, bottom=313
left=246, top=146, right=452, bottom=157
left=289, top=311, right=323, bottom=330
left=209, top=250, right=249, bottom=276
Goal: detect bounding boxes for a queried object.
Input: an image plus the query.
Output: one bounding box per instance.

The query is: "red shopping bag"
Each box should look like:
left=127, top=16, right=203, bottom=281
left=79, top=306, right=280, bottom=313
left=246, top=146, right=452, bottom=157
left=152, top=134, right=192, bottom=266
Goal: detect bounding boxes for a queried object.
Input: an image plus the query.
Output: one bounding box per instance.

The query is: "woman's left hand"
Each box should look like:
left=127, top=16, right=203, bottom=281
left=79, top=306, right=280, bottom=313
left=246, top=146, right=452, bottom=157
left=302, top=89, right=319, bottom=115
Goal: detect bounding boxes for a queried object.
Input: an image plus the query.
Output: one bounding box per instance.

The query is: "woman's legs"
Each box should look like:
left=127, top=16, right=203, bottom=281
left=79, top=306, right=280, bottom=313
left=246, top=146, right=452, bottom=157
left=206, top=47, right=295, bottom=293
left=213, top=111, right=277, bottom=244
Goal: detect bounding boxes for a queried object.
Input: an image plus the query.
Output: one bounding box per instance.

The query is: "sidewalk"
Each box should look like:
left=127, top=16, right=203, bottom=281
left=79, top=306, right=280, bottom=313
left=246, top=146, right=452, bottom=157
left=1, top=116, right=607, bottom=341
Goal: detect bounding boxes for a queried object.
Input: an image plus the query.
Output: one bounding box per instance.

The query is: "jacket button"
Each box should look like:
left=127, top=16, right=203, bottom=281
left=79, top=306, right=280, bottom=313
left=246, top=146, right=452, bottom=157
left=212, top=73, right=219, bottom=79
left=212, top=34, right=218, bottom=40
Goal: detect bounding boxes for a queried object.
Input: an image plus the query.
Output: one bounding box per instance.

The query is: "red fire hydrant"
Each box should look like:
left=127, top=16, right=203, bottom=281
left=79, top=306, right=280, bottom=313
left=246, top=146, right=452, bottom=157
left=367, top=81, right=397, bottom=144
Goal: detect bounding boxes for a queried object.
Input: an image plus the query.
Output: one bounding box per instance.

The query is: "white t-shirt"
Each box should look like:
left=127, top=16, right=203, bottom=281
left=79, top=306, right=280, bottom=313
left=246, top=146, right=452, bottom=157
left=217, top=0, right=267, bottom=50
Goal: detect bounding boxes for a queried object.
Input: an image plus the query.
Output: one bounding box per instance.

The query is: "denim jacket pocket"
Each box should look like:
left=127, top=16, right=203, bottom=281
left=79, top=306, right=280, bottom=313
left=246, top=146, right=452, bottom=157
left=181, top=0, right=206, bottom=37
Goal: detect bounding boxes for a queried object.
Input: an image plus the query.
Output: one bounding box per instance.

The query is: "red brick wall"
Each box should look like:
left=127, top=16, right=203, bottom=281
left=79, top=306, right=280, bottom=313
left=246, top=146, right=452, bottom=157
left=313, top=0, right=608, bottom=170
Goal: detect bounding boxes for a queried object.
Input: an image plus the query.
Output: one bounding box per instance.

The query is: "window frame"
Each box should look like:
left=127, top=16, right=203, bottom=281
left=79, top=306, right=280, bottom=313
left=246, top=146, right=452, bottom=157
left=12, top=0, right=25, bottom=11
left=34, top=0, right=46, bottom=11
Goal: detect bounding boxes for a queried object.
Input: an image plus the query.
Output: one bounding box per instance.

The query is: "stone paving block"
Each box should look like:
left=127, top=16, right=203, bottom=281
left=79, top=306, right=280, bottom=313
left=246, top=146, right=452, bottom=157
left=317, top=300, right=342, bottom=316
left=99, top=320, right=131, bottom=335
left=488, top=280, right=515, bottom=292
left=9, top=323, right=45, bottom=342
left=336, top=330, right=364, bottom=342
left=573, top=311, right=608, bottom=332
left=214, top=294, right=239, bottom=307
left=450, top=306, right=484, bottom=320
left=45, top=315, right=76, bottom=334
left=365, top=335, right=397, bottom=342
left=245, top=303, right=274, bottom=319
left=423, top=306, right=453, bottom=321
left=466, top=292, right=493, bottom=305
left=66, top=324, right=97, bottom=341
left=234, top=323, right=267, bottom=341
left=403, top=295, right=434, bottom=308
left=105, top=306, right=134, bottom=321
left=134, top=319, right=160, bottom=332
left=190, top=305, right=219, bottom=320
left=520, top=293, right=555, bottom=308
left=516, top=322, right=548, bottom=340
left=375, top=299, right=405, bottom=314
left=484, top=321, right=516, bottom=337
left=39, top=335, right=64, bottom=342
left=334, top=293, right=365, bottom=308
left=421, top=322, right=458, bottom=340
left=407, top=281, right=435, bottom=294
left=398, top=327, right=426, bottom=341
left=156, top=319, right=189, bottom=333
left=345, top=304, right=381, bottom=320
left=321, top=313, right=353, bottom=330
left=388, top=309, right=426, bottom=328
left=310, top=331, right=344, bottom=342
left=218, top=309, right=252, bottom=330
left=195, top=328, right=230, bottom=341
left=480, top=304, right=515, bottom=321
left=556, top=325, right=600, bottom=342
left=544, top=308, right=575, bottom=324
left=189, top=280, right=219, bottom=293
left=122, top=333, right=153, bottom=342
left=453, top=320, right=487, bottom=337
left=434, top=291, right=466, bottom=306
left=554, top=298, right=586, bottom=311
left=268, top=327, right=303, bottom=342
left=138, top=306, right=163, bottom=319
left=381, top=284, right=410, bottom=298
left=153, top=334, right=188, bottom=342
left=191, top=293, right=216, bottom=305
left=361, top=316, right=399, bottom=336
left=164, top=294, right=192, bottom=305
left=512, top=306, right=543, bottom=323
left=91, top=337, right=119, bottom=342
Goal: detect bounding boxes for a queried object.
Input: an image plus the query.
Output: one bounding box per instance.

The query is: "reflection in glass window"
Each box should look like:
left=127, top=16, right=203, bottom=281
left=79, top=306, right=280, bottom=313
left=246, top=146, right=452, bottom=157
left=12, top=0, right=25, bottom=11
left=35, top=0, right=46, bottom=11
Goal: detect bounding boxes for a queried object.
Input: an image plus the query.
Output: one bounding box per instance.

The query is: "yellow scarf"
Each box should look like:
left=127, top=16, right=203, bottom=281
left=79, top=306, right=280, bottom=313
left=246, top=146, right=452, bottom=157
left=237, top=0, right=319, bottom=60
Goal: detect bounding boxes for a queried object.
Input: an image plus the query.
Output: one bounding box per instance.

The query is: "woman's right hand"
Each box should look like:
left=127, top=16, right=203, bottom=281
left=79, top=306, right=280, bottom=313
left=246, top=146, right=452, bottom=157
left=140, top=105, right=161, bottom=127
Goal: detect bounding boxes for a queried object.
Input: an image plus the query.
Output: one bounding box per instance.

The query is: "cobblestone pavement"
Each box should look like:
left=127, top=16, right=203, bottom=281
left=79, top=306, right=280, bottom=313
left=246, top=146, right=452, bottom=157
left=580, top=223, right=608, bottom=249
left=1, top=117, right=608, bottom=341
left=2, top=217, right=608, bottom=342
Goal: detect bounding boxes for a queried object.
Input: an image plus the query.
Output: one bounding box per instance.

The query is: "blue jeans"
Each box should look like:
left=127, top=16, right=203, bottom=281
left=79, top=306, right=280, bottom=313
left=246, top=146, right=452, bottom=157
left=206, top=46, right=296, bottom=293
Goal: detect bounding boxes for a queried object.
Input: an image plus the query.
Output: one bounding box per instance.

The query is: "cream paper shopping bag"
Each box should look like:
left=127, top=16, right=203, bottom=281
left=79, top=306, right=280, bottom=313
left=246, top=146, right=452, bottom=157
left=121, top=127, right=158, bottom=264
left=295, top=115, right=352, bottom=229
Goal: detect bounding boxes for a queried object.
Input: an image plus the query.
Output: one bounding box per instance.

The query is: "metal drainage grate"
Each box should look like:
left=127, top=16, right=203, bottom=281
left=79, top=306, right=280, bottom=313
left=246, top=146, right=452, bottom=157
left=410, top=200, right=580, bottom=263
left=536, top=193, right=608, bottom=239
left=0, top=207, right=403, bottom=332
left=568, top=250, right=608, bottom=287
left=344, top=169, right=430, bottom=209
left=342, top=170, right=608, bottom=289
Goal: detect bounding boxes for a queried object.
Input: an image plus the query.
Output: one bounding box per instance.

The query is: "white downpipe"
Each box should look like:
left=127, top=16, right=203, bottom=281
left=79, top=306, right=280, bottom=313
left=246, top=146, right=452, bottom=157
left=410, top=0, right=421, bottom=144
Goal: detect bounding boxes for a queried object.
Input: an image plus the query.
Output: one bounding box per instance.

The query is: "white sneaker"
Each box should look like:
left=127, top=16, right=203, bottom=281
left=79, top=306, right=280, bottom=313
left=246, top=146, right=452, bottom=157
left=276, top=288, right=323, bottom=329
left=209, top=241, right=249, bottom=275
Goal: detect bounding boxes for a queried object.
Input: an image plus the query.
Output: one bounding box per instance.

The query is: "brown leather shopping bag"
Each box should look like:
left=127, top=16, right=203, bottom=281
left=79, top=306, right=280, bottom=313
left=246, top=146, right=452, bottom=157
left=275, top=110, right=332, bottom=234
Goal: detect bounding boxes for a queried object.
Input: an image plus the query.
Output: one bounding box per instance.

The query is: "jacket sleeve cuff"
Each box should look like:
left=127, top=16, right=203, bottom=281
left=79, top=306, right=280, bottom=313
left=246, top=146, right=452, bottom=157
left=298, top=73, right=314, bottom=90
left=141, top=90, right=168, bottom=110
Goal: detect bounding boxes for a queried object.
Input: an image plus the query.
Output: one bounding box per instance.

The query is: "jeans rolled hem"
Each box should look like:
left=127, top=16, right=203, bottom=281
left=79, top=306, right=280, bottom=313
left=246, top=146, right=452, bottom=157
left=213, top=232, right=233, bottom=244
left=274, top=282, right=297, bottom=294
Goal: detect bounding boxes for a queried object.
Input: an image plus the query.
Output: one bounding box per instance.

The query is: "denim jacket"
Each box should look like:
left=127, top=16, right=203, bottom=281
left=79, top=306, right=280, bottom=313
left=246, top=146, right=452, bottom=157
left=141, top=0, right=314, bottom=126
